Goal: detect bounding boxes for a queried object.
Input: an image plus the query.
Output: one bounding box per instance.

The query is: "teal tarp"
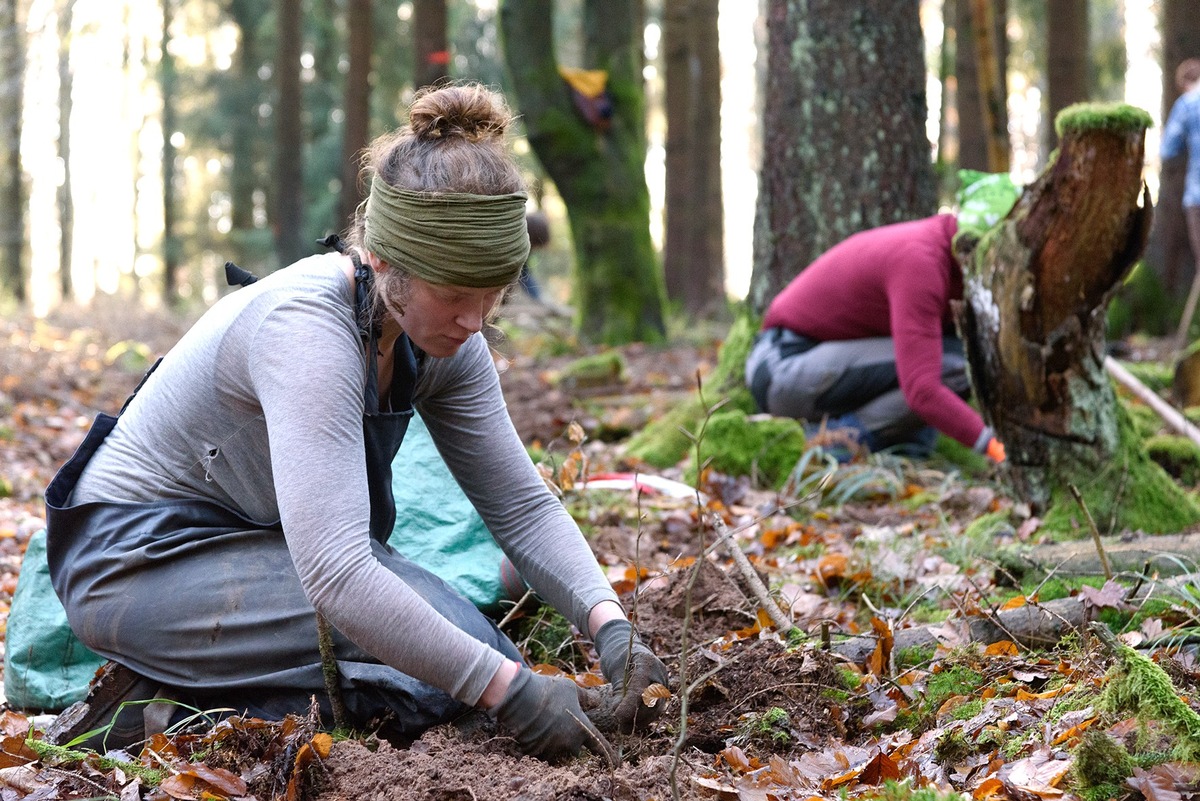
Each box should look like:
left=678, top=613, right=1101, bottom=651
left=3, top=411, right=517, bottom=711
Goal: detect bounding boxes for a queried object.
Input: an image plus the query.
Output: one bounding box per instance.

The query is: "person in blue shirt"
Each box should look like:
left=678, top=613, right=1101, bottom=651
left=1160, top=58, right=1200, bottom=348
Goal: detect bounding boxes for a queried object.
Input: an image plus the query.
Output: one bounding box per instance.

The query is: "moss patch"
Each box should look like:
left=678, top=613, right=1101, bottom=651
left=550, top=350, right=627, bottom=390
left=1101, top=636, right=1200, bottom=762
left=624, top=310, right=759, bottom=468
left=1054, top=102, right=1153, bottom=139
left=1039, top=405, right=1200, bottom=536
left=683, top=408, right=806, bottom=489
left=1146, top=434, right=1200, bottom=486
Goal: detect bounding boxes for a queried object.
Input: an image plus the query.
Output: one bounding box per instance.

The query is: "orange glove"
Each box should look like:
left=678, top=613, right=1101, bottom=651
left=985, top=437, right=1006, bottom=463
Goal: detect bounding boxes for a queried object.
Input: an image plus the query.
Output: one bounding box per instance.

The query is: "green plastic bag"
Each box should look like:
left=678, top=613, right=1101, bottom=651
left=388, top=411, right=525, bottom=614
left=955, top=169, right=1021, bottom=236
left=3, top=528, right=106, bottom=711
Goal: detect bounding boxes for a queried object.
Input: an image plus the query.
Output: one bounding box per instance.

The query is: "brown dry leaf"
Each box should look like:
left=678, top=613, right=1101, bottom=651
left=973, top=776, right=1005, bottom=799
left=0, top=765, right=50, bottom=794
left=1000, top=595, right=1028, bottom=610
left=0, top=711, right=28, bottom=738
left=985, top=640, right=1019, bottom=656
left=566, top=421, right=586, bottom=445
left=164, top=763, right=248, bottom=799
left=720, top=745, right=755, bottom=772
left=1080, top=580, right=1130, bottom=610
left=641, top=683, right=671, bottom=707
left=693, top=775, right=739, bottom=799
left=815, top=553, right=849, bottom=582
left=1126, top=766, right=1184, bottom=801
left=858, top=750, right=901, bottom=785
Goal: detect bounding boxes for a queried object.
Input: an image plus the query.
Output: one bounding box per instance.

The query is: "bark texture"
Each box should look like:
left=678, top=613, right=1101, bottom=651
left=748, top=0, right=936, bottom=313
left=500, top=0, right=666, bottom=344
left=958, top=104, right=1200, bottom=533
left=1045, top=0, right=1089, bottom=154
left=1, top=0, right=25, bottom=302
left=413, top=0, right=448, bottom=91
left=662, top=0, right=725, bottom=320
left=337, top=0, right=373, bottom=231
left=953, top=0, right=1008, bottom=172
left=273, top=0, right=307, bottom=269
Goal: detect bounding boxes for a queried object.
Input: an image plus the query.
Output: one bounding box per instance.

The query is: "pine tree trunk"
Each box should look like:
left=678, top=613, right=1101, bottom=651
left=1, top=0, right=25, bottom=303
left=413, top=0, right=448, bottom=92
left=499, top=0, right=666, bottom=344
left=1045, top=0, right=1089, bottom=153
left=957, top=104, right=1200, bottom=533
left=162, top=0, right=179, bottom=304
left=1144, top=0, right=1200, bottom=305
left=954, top=0, right=1008, bottom=173
left=662, top=0, right=725, bottom=320
left=747, top=0, right=936, bottom=313
left=338, top=0, right=373, bottom=231
left=274, top=0, right=306, bottom=269
left=57, top=0, right=74, bottom=302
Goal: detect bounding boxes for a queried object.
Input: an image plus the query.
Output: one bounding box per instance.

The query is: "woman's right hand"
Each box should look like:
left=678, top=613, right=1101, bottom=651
left=490, top=666, right=617, bottom=765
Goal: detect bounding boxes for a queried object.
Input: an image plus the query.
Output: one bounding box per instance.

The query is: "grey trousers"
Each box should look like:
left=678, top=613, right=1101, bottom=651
left=745, top=329, right=971, bottom=447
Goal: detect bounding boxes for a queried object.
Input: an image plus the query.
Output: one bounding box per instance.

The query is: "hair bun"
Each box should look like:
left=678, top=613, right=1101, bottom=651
left=409, top=84, right=513, bottom=143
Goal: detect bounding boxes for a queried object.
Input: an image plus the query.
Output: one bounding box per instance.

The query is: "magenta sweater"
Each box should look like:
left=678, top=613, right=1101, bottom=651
left=762, top=214, right=984, bottom=447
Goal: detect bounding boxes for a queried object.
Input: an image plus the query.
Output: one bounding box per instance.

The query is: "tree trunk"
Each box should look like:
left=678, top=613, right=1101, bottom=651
left=747, top=0, right=936, bottom=313
left=227, top=0, right=266, bottom=237
left=957, top=104, right=1200, bottom=534
left=1144, top=1, right=1200, bottom=305
left=662, top=0, right=725, bottom=320
left=499, top=0, right=666, bottom=344
left=162, top=0, right=179, bottom=305
left=57, top=0, right=74, bottom=302
left=0, top=0, right=25, bottom=303
left=413, top=0, right=448, bottom=92
left=274, top=0, right=306, bottom=269
left=1045, top=0, right=1089, bottom=153
left=967, top=0, right=1008, bottom=173
left=954, top=0, right=1008, bottom=173
left=338, top=0, right=372, bottom=232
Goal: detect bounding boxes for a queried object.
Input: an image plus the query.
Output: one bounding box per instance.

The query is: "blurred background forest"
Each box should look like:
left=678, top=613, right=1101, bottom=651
left=0, top=0, right=1195, bottom=345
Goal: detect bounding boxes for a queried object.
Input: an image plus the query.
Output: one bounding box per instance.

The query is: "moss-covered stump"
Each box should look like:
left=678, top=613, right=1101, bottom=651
left=682, top=409, right=806, bottom=489
left=623, top=311, right=758, bottom=468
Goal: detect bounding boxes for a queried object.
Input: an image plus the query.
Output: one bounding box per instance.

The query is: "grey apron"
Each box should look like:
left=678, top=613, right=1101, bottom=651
left=45, top=244, right=521, bottom=741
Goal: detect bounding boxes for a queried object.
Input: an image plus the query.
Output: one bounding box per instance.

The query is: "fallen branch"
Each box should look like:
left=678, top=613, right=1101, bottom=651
left=705, top=512, right=794, bottom=634
left=1002, top=530, right=1200, bottom=580
left=1105, top=356, right=1200, bottom=447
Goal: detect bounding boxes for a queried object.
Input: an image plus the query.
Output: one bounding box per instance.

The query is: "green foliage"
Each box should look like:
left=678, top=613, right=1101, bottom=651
left=1101, top=639, right=1200, bottom=761
left=923, top=665, right=985, bottom=714
left=684, top=409, right=806, bottom=489
left=1124, top=402, right=1164, bottom=439
left=25, top=738, right=165, bottom=784
left=869, top=780, right=967, bottom=801
left=508, top=603, right=587, bottom=673
left=962, top=511, right=1013, bottom=542
left=1054, top=102, right=1153, bottom=138
left=1107, top=262, right=1176, bottom=339
left=739, top=706, right=792, bottom=746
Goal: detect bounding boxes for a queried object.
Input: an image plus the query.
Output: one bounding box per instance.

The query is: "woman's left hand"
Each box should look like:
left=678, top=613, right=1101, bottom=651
left=594, top=619, right=669, bottom=732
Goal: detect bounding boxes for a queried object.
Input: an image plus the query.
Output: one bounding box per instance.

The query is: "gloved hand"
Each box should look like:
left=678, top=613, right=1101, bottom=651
left=491, top=667, right=617, bottom=765
left=986, top=437, right=1006, bottom=463
left=594, top=618, right=670, bottom=733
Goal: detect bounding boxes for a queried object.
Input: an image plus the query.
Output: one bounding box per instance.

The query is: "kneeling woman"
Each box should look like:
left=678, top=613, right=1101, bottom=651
left=45, top=83, right=665, bottom=762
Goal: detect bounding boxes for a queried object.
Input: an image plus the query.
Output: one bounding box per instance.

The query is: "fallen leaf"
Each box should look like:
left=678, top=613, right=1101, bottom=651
left=985, top=640, right=1019, bottom=656
left=642, top=683, right=671, bottom=707
left=1127, top=766, right=1184, bottom=801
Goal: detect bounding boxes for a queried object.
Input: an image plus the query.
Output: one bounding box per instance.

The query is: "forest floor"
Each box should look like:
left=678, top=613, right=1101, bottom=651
left=0, top=294, right=1199, bottom=800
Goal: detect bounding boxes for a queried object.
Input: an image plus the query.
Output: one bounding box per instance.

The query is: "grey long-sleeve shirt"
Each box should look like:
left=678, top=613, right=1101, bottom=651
left=71, top=254, right=617, bottom=705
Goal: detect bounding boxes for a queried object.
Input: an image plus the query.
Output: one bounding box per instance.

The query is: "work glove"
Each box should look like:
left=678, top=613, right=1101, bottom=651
left=985, top=437, right=1007, bottom=463
left=491, top=666, right=617, bottom=765
left=594, top=618, right=670, bottom=733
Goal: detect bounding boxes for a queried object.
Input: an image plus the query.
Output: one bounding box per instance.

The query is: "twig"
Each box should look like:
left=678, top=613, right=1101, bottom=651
left=496, top=588, right=536, bottom=631
left=315, top=612, right=348, bottom=731
left=706, top=511, right=794, bottom=634
left=1104, top=356, right=1200, bottom=446
left=1068, top=484, right=1113, bottom=581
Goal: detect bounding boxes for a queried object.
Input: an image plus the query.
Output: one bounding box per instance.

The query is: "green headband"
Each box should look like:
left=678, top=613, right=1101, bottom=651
left=364, top=179, right=530, bottom=288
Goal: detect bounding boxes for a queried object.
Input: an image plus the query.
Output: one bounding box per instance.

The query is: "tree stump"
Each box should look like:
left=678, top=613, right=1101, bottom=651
left=956, top=102, right=1200, bottom=534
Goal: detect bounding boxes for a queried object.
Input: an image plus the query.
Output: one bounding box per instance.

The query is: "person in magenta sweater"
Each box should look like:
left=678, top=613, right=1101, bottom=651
left=745, top=214, right=1006, bottom=462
